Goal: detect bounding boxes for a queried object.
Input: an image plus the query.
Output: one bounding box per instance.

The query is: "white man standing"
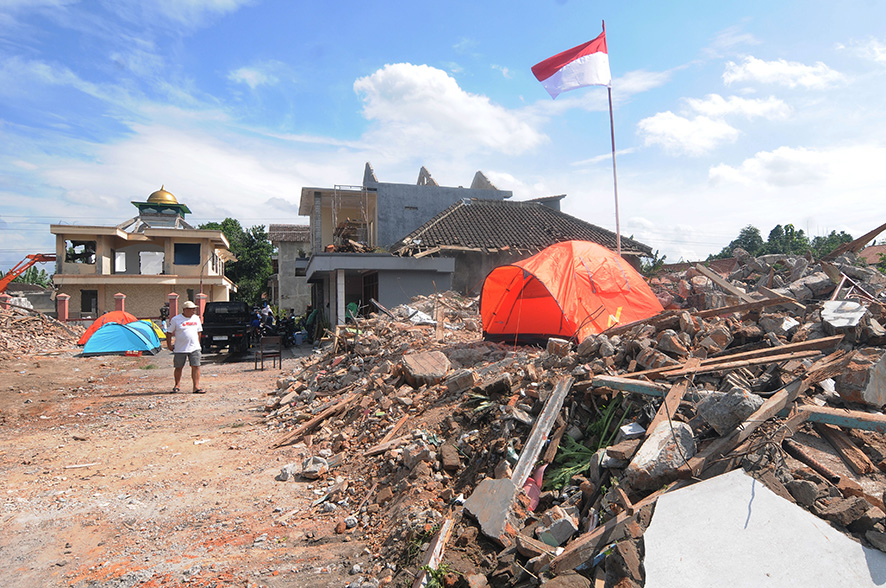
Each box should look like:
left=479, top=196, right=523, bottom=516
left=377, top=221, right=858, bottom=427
left=167, top=300, right=204, bottom=394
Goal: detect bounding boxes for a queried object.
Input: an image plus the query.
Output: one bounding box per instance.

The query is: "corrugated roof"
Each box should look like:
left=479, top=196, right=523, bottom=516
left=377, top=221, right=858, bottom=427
left=392, top=199, right=653, bottom=257
left=268, top=224, right=310, bottom=243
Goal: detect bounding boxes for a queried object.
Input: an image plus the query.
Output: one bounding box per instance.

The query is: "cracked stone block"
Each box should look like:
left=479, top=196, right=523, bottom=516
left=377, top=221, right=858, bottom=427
left=464, top=478, right=529, bottom=547
left=535, top=505, right=579, bottom=546
left=695, top=387, right=764, bottom=435
left=624, top=421, right=696, bottom=491
left=835, top=348, right=886, bottom=407
left=402, top=350, right=451, bottom=387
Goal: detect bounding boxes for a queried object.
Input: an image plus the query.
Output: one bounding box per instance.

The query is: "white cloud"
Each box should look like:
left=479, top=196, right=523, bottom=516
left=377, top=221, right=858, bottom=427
left=708, top=26, right=761, bottom=54
left=851, top=38, right=886, bottom=63
left=709, top=146, right=827, bottom=187
left=709, top=145, right=886, bottom=193
left=685, top=94, right=791, bottom=119
left=228, top=65, right=279, bottom=89
left=491, top=64, right=511, bottom=79
left=723, top=56, right=845, bottom=89
left=637, top=112, right=740, bottom=156
left=571, top=148, right=636, bottom=167
left=616, top=69, right=673, bottom=94
left=127, top=0, right=253, bottom=26
left=353, top=63, right=545, bottom=157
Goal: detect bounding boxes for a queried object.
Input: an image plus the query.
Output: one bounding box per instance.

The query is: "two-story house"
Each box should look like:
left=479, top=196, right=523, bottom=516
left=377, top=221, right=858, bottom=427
left=51, top=187, right=236, bottom=319
left=298, top=163, right=512, bottom=326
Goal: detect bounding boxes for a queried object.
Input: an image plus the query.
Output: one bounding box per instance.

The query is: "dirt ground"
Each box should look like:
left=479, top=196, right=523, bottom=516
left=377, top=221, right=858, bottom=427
left=0, top=346, right=374, bottom=588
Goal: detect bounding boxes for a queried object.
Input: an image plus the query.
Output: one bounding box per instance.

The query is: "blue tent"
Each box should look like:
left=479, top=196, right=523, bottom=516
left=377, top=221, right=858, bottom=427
left=82, top=322, right=161, bottom=357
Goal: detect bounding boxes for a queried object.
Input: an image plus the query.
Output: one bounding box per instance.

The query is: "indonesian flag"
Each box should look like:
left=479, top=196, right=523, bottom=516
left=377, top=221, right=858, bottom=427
left=531, top=30, right=611, bottom=99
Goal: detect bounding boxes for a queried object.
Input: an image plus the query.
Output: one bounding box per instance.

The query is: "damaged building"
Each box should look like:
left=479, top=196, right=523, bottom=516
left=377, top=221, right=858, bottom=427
left=50, top=186, right=236, bottom=319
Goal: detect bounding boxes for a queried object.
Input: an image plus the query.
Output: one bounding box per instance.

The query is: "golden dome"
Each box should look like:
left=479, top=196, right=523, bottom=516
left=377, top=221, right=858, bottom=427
left=147, top=185, right=178, bottom=205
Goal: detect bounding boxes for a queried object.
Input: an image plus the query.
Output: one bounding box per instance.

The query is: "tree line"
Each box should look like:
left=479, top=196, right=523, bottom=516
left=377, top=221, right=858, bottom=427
left=710, top=224, right=853, bottom=260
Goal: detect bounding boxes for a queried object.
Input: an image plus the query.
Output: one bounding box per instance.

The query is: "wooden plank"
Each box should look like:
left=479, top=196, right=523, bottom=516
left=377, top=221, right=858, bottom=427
left=379, top=414, right=409, bottom=446
left=814, top=422, right=876, bottom=475
left=694, top=263, right=755, bottom=303
left=645, top=380, right=689, bottom=437
left=693, top=296, right=797, bottom=319
left=679, top=379, right=806, bottom=478
left=272, top=392, right=358, bottom=448
left=412, top=518, right=455, bottom=588
left=542, top=417, right=569, bottom=465
left=413, top=246, right=442, bottom=259
left=603, top=310, right=681, bottom=336
left=511, top=376, right=574, bottom=488
left=758, top=286, right=806, bottom=312
left=796, top=404, right=886, bottom=435
left=435, top=305, right=444, bottom=341
left=822, top=221, right=886, bottom=261
left=590, top=375, right=669, bottom=397
left=365, top=435, right=411, bottom=457
left=657, top=349, right=822, bottom=378
left=623, top=335, right=842, bottom=380
left=679, top=350, right=854, bottom=478
left=550, top=487, right=665, bottom=573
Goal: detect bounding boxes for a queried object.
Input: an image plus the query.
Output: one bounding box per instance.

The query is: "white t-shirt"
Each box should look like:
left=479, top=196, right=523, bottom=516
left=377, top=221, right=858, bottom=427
left=168, top=313, right=203, bottom=354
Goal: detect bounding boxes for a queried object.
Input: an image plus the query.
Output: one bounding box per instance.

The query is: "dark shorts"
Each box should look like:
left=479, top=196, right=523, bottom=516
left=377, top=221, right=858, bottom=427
left=173, top=350, right=201, bottom=368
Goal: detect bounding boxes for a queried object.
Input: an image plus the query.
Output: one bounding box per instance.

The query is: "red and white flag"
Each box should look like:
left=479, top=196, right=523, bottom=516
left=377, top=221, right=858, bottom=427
left=531, top=30, right=611, bottom=99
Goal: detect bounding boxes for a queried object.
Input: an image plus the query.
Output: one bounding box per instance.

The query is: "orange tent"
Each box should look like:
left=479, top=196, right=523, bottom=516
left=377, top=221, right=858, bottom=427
left=480, top=241, right=663, bottom=344
left=77, top=310, right=139, bottom=345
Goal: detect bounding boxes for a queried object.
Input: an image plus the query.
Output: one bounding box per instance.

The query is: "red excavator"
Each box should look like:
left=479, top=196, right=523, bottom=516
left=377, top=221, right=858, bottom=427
left=0, top=254, right=56, bottom=294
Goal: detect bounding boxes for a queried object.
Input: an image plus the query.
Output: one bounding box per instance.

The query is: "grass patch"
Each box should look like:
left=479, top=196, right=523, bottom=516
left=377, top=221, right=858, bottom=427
left=139, top=364, right=159, bottom=370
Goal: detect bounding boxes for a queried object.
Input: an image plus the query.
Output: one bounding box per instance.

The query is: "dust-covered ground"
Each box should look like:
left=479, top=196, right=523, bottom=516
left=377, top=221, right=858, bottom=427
left=0, top=346, right=372, bottom=588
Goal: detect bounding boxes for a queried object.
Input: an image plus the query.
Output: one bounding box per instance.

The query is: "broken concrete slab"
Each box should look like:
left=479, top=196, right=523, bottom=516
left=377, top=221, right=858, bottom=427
left=463, top=478, right=528, bottom=547
left=822, top=300, right=868, bottom=333
left=624, top=421, right=696, bottom=491
left=535, top=505, right=579, bottom=547
left=695, top=387, right=765, bottom=436
left=444, top=368, right=477, bottom=394
left=834, top=348, right=886, bottom=407
left=401, top=350, right=451, bottom=387
left=643, top=469, right=886, bottom=588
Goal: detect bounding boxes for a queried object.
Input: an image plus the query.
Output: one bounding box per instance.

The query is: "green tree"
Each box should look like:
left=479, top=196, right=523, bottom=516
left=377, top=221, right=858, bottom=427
left=761, top=223, right=811, bottom=255
left=200, top=218, right=273, bottom=307
left=810, top=230, right=853, bottom=258
left=711, top=225, right=764, bottom=259
left=11, top=266, right=53, bottom=288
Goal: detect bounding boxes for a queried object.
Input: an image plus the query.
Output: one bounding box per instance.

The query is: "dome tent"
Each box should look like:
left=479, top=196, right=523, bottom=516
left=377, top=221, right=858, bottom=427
left=77, top=310, right=139, bottom=345
left=82, top=322, right=161, bottom=357
left=480, top=240, right=663, bottom=345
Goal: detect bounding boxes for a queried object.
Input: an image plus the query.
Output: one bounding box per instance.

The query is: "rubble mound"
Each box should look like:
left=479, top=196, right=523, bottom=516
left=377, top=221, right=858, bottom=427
left=0, top=304, right=84, bottom=359
left=263, top=274, right=886, bottom=587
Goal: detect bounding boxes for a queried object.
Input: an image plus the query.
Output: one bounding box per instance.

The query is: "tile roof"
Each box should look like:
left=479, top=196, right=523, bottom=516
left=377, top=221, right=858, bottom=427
left=268, top=224, right=310, bottom=243
left=858, top=245, right=886, bottom=265
left=392, top=199, right=653, bottom=257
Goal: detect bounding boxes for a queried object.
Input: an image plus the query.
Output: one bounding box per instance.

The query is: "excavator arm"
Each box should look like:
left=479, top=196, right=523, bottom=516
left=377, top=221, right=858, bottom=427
left=0, top=254, right=56, bottom=294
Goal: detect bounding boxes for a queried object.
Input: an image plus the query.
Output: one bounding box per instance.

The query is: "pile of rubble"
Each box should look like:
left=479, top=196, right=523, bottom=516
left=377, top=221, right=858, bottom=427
left=0, top=300, right=83, bottom=359
left=260, top=244, right=886, bottom=587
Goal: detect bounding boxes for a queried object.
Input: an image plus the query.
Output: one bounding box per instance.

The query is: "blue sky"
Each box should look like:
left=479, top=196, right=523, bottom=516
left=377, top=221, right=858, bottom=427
left=2, top=0, right=885, bottom=272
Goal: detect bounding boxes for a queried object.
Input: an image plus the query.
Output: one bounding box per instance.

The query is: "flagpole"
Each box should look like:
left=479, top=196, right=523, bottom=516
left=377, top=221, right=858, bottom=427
left=603, top=20, right=621, bottom=258
left=608, top=86, right=621, bottom=258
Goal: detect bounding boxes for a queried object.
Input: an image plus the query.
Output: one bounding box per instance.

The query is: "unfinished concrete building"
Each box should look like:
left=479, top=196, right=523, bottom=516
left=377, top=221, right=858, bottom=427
left=50, top=187, right=236, bottom=319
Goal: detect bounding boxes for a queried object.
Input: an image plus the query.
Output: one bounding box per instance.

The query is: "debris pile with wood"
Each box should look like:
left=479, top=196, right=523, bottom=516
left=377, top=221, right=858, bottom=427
left=0, top=301, right=83, bottom=359
left=260, top=249, right=886, bottom=587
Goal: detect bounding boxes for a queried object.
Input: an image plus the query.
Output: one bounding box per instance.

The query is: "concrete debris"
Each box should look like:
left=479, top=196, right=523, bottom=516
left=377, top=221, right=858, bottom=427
left=257, top=266, right=886, bottom=587
left=0, top=306, right=83, bottom=359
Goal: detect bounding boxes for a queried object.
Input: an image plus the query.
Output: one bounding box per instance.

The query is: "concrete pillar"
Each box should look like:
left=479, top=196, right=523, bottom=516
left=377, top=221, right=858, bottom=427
left=57, top=293, right=70, bottom=322
left=313, top=191, right=323, bottom=255
left=168, top=292, right=179, bottom=317
left=336, top=269, right=345, bottom=325
left=114, top=292, right=126, bottom=312
left=0, top=293, right=10, bottom=311
left=196, top=292, right=208, bottom=317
